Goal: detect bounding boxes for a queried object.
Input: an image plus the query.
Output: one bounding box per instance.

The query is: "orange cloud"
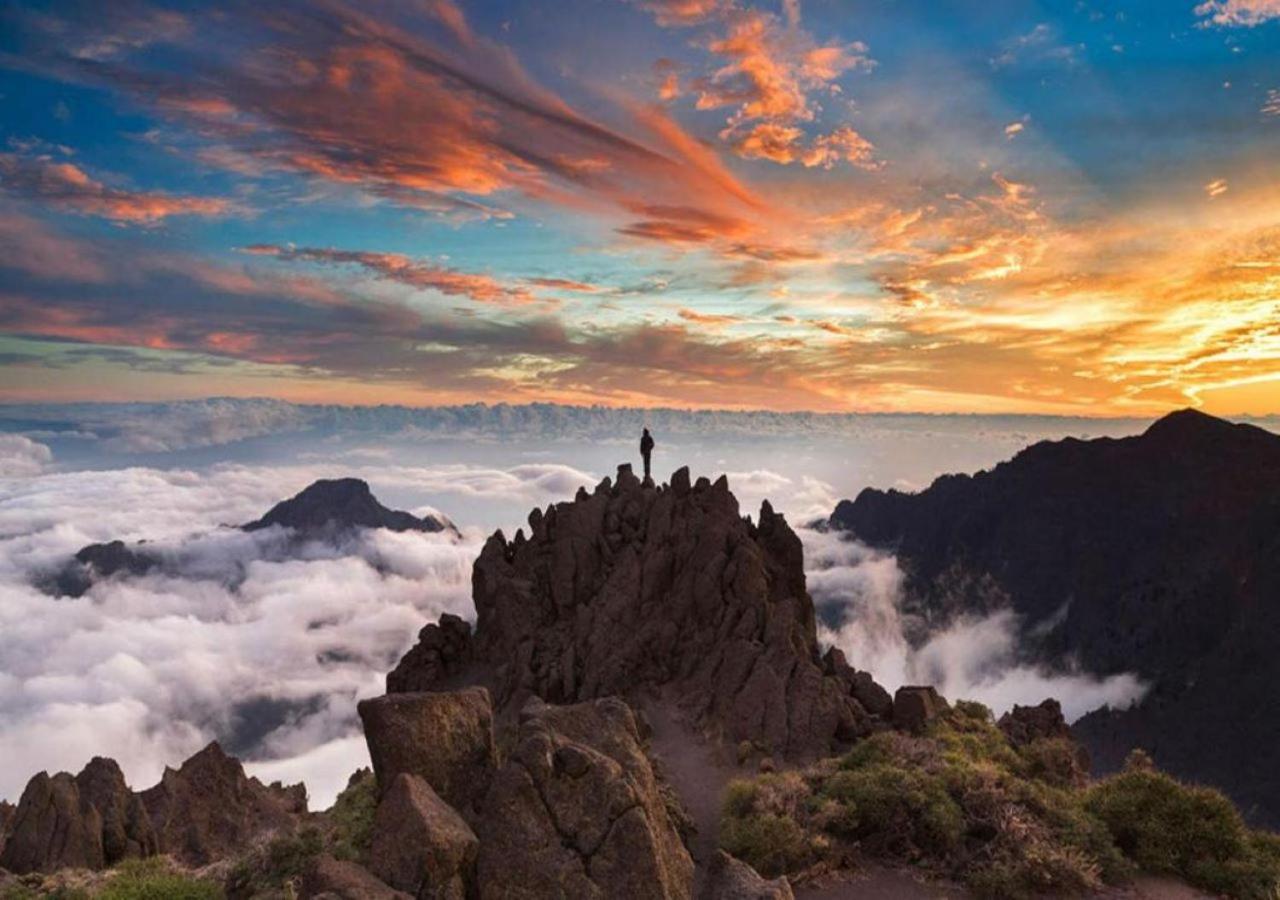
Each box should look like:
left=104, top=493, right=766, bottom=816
left=1195, top=0, right=1280, bottom=26
left=686, top=7, right=875, bottom=167
left=0, top=153, right=231, bottom=224
left=633, top=0, right=726, bottom=27
left=244, top=245, right=540, bottom=306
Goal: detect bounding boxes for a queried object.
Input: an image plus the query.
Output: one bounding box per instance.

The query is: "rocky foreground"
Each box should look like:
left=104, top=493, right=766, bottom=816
left=829, top=409, right=1280, bottom=827
left=3, top=460, right=1278, bottom=898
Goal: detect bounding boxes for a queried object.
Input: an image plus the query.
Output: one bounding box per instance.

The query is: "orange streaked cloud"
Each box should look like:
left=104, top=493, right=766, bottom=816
left=243, top=245, right=542, bottom=307
left=0, top=153, right=231, bottom=224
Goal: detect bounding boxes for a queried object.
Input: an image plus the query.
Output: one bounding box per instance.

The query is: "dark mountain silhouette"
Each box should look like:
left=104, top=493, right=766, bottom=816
left=829, top=408, right=1280, bottom=824
left=49, top=477, right=457, bottom=597
left=242, top=477, right=456, bottom=535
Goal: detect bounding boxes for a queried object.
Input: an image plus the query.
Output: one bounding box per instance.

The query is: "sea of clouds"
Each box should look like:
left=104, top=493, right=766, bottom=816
left=0, top=402, right=1184, bottom=808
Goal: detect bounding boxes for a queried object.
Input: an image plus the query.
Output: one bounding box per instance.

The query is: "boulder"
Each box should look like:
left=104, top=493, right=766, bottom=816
left=0, top=772, right=103, bottom=874
left=357, top=688, right=496, bottom=817
left=387, top=614, right=474, bottom=693
left=301, top=854, right=412, bottom=900
left=701, top=850, right=795, bottom=899
left=390, top=467, right=893, bottom=760
left=475, top=697, right=694, bottom=899
left=367, top=774, right=477, bottom=900
left=999, top=699, right=1072, bottom=746
left=892, top=686, right=948, bottom=733
left=74, top=757, right=157, bottom=865
left=140, top=742, right=305, bottom=866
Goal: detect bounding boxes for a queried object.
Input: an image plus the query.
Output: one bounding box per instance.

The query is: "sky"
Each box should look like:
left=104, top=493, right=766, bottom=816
left=1, top=0, right=1279, bottom=415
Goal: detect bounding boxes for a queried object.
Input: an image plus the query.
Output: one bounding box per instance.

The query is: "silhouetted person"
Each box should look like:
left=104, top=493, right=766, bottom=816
left=640, top=428, right=655, bottom=481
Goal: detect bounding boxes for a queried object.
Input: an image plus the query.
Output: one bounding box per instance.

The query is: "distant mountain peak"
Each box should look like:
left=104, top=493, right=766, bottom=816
left=242, top=478, right=456, bottom=535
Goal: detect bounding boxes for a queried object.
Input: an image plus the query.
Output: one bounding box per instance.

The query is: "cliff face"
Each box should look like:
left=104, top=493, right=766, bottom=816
left=392, top=464, right=891, bottom=760
left=829, top=409, right=1280, bottom=824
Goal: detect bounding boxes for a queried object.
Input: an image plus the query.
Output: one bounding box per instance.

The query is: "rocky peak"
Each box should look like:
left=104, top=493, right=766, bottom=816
left=242, top=477, right=456, bottom=535
left=141, top=741, right=306, bottom=866
left=391, top=464, right=892, bottom=760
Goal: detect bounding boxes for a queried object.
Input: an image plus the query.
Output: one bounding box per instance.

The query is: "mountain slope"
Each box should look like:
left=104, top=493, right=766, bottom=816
left=829, top=409, right=1280, bottom=824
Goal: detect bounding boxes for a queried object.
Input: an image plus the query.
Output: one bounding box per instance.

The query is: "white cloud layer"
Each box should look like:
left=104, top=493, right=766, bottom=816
left=803, top=528, right=1148, bottom=722
left=0, top=435, right=53, bottom=477
left=0, top=451, right=1149, bottom=812
left=0, top=460, right=601, bottom=809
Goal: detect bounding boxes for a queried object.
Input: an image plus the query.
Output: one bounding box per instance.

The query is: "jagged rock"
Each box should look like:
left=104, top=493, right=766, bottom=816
left=357, top=688, right=496, bottom=817
left=387, top=614, right=473, bottom=693
left=74, top=758, right=156, bottom=865
left=393, top=466, right=890, bottom=760
left=243, top=478, right=456, bottom=535
left=999, top=699, right=1072, bottom=747
left=893, top=686, right=948, bottom=733
left=0, top=799, right=14, bottom=856
left=476, top=697, right=694, bottom=899
left=300, top=855, right=412, bottom=900
left=701, top=850, right=795, bottom=899
left=367, top=774, right=477, bottom=900
left=140, top=742, right=305, bottom=866
left=0, top=772, right=103, bottom=874
left=829, top=408, right=1280, bottom=824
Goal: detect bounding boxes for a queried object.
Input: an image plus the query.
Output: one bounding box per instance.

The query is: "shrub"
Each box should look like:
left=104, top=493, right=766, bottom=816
left=97, top=858, right=223, bottom=900
left=821, top=764, right=963, bottom=858
left=1086, top=767, right=1280, bottom=898
left=328, top=769, right=377, bottom=862
left=225, top=827, right=323, bottom=898
left=719, top=774, right=815, bottom=876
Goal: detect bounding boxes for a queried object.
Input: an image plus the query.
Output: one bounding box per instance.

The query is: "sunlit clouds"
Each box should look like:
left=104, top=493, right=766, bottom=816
left=0, top=0, right=1278, bottom=414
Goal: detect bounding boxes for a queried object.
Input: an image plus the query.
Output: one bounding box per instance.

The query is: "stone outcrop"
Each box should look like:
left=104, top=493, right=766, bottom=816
left=243, top=478, right=456, bottom=535
left=391, top=466, right=891, bottom=760
left=74, top=758, right=157, bottom=865
left=368, top=773, right=478, bottom=900
left=701, top=851, right=795, bottom=900
left=828, top=408, right=1280, bottom=824
left=387, top=614, right=474, bottom=693
left=301, top=855, right=412, bottom=900
left=0, top=772, right=104, bottom=874
left=357, top=688, right=496, bottom=817
left=475, top=697, right=695, bottom=899
left=140, top=741, right=306, bottom=866
left=0, top=800, right=14, bottom=857
left=998, top=699, right=1073, bottom=747
left=892, top=686, right=949, bottom=734
left=0, top=757, right=159, bottom=875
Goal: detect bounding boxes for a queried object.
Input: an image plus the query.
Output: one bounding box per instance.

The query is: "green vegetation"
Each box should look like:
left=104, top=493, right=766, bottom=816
left=225, top=826, right=323, bottom=899
left=1086, top=752, right=1280, bottom=898
left=96, top=859, right=222, bottom=900
left=326, top=769, right=377, bottom=862
left=0, top=859, right=221, bottom=900
left=719, top=704, right=1280, bottom=899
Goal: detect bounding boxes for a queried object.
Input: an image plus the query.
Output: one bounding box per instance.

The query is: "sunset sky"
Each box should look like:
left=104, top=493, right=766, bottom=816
left=1, top=0, right=1278, bottom=414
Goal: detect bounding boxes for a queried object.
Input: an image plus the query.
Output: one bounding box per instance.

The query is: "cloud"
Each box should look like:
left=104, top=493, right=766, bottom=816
left=17, top=2, right=761, bottom=238
left=694, top=9, right=877, bottom=167
left=1205, top=178, right=1229, bottom=198
left=0, top=435, right=53, bottom=477
left=0, top=152, right=231, bottom=225
left=244, top=245, right=539, bottom=307
left=1263, top=88, right=1280, bottom=117
left=1195, top=0, right=1280, bottom=26
left=990, top=23, right=1080, bottom=69
left=632, top=0, right=727, bottom=27
left=0, top=457, right=605, bottom=807
left=803, top=530, right=1148, bottom=721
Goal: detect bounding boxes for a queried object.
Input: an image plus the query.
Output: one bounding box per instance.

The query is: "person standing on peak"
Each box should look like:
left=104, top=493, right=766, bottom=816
left=640, top=427, right=655, bottom=481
